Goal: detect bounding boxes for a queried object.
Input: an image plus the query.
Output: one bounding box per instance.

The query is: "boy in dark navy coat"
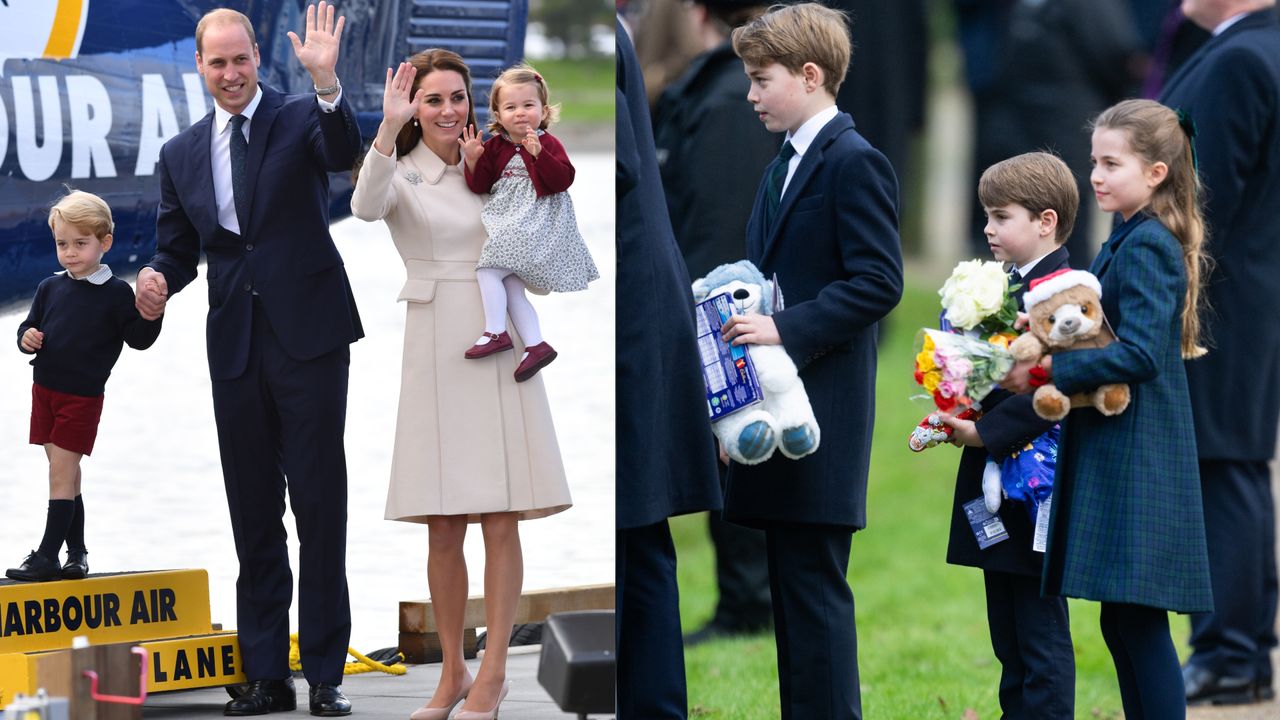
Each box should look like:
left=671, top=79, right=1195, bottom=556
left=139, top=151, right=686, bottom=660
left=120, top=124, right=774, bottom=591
left=720, top=5, right=903, bottom=717
left=940, top=152, right=1078, bottom=719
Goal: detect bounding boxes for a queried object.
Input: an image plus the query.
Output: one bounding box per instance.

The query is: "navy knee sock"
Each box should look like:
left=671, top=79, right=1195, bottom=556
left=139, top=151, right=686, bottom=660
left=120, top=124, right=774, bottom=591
left=38, top=499, right=75, bottom=561
left=65, top=494, right=86, bottom=552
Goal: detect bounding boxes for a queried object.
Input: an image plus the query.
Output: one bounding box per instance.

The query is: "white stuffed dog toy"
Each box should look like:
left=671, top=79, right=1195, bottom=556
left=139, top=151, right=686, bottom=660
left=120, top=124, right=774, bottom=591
left=692, top=260, right=820, bottom=465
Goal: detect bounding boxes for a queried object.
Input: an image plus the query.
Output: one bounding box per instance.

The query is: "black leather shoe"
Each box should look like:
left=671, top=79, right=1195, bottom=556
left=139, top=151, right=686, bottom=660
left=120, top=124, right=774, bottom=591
left=61, top=549, right=89, bottom=580
left=683, top=620, right=770, bottom=648
left=1257, top=676, right=1275, bottom=702
left=5, top=551, right=61, bottom=582
left=1184, top=663, right=1255, bottom=705
left=309, top=683, right=351, bottom=716
left=224, top=678, right=297, bottom=716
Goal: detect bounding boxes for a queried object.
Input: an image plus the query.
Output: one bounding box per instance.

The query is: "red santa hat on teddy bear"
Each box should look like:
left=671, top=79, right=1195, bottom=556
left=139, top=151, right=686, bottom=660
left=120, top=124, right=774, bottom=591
left=1022, top=268, right=1103, bottom=312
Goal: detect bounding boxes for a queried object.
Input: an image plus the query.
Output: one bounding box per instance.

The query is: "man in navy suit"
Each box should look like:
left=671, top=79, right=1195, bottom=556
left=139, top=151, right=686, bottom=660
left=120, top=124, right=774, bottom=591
left=135, top=4, right=362, bottom=715
left=721, top=5, right=903, bottom=717
left=1160, top=0, right=1280, bottom=706
left=616, top=17, right=722, bottom=719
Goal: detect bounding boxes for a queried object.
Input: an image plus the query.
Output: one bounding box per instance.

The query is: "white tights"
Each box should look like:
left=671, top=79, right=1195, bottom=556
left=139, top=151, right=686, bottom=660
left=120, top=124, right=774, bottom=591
left=475, top=268, right=543, bottom=346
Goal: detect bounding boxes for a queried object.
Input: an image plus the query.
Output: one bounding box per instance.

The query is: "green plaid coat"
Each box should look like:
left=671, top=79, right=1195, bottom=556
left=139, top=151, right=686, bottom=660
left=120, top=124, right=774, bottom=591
left=1042, top=214, right=1213, bottom=613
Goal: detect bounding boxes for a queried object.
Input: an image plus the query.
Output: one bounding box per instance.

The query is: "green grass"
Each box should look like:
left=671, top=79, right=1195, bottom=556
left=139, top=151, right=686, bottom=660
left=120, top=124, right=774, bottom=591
left=675, top=277, right=1194, bottom=718
left=526, top=57, right=613, bottom=124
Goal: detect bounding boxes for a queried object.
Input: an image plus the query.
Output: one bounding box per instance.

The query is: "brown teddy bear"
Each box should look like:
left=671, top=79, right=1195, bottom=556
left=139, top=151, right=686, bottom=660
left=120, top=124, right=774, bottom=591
left=1009, top=269, right=1131, bottom=421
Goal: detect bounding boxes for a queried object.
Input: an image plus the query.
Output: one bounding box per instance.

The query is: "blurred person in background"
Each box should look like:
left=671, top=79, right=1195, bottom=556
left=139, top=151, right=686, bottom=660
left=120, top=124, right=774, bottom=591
left=652, top=0, right=779, bottom=647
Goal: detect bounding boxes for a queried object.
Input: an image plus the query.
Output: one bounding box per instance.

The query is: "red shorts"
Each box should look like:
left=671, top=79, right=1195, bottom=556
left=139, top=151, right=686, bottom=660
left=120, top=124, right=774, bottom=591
left=29, top=383, right=104, bottom=456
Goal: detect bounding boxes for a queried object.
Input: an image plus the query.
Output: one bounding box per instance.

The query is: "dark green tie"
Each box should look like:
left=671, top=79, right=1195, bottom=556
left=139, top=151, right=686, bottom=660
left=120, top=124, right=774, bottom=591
left=229, top=114, right=248, bottom=230
left=765, top=140, right=796, bottom=229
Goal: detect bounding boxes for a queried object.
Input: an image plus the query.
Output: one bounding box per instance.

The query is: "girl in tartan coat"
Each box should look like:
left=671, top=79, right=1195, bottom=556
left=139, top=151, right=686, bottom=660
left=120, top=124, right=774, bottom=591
left=1005, top=98, right=1213, bottom=718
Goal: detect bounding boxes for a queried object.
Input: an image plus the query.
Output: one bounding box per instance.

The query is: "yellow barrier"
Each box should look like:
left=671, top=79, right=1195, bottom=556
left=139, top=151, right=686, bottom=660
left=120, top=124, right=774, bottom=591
left=0, top=571, right=213, bottom=654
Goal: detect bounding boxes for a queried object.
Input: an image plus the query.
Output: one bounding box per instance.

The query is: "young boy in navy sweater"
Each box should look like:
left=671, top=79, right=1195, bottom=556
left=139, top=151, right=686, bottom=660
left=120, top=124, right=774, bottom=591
left=7, top=190, right=163, bottom=582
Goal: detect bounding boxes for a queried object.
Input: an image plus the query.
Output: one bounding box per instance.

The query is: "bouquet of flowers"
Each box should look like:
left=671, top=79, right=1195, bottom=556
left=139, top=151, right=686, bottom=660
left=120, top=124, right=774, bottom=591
left=913, top=329, right=1014, bottom=414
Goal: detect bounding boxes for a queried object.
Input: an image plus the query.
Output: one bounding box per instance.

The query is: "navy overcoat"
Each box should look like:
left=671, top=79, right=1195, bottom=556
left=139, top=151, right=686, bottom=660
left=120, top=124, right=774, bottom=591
left=616, top=20, right=721, bottom=529
left=1160, top=9, right=1280, bottom=461
left=725, top=112, right=904, bottom=528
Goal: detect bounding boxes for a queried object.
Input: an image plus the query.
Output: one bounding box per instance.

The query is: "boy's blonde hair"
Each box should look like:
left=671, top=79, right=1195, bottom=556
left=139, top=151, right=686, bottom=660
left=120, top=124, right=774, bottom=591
left=978, top=152, right=1079, bottom=245
left=487, top=63, right=560, bottom=136
left=1093, top=98, right=1208, bottom=359
left=48, top=190, right=113, bottom=239
left=731, top=3, right=851, bottom=98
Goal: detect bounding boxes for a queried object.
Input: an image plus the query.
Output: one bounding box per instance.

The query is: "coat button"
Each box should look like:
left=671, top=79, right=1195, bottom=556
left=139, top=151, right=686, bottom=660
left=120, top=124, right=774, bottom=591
left=245, top=243, right=254, bottom=251
left=243, top=282, right=252, bottom=292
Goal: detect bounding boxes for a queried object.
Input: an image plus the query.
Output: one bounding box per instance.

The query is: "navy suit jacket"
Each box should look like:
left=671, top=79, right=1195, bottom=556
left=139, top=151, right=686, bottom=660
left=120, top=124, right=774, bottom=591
left=616, top=20, right=721, bottom=529
left=1161, top=10, right=1280, bottom=460
left=725, top=111, right=904, bottom=528
left=150, top=83, right=364, bottom=381
left=946, top=246, right=1070, bottom=576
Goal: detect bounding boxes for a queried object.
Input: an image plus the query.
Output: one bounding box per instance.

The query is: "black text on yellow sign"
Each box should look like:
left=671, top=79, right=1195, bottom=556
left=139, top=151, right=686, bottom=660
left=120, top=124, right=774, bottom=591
left=144, top=633, right=246, bottom=691
left=0, top=570, right=212, bottom=654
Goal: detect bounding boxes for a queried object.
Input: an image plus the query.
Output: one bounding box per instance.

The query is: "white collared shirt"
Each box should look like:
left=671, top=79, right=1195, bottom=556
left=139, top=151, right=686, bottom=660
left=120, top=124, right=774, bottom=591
left=1212, top=12, right=1250, bottom=36
left=60, top=264, right=113, bottom=285
left=780, top=104, right=839, bottom=198
left=1012, top=249, right=1056, bottom=278
left=210, top=85, right=343, bottom=234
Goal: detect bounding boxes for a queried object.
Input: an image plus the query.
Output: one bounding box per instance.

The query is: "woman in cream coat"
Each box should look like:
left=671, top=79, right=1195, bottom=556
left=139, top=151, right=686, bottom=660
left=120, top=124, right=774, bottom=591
left=350, top=50, right=571, bottom=720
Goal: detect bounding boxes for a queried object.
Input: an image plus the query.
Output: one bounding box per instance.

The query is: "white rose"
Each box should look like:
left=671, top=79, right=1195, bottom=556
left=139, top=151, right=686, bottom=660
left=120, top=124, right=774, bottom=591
left=939, top=260, right=1009, bottom=329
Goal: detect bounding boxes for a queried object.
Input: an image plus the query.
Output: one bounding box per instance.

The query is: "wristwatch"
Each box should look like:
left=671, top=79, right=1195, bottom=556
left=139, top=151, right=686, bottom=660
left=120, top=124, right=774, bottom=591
left=314, top=78, right=341, bottom=96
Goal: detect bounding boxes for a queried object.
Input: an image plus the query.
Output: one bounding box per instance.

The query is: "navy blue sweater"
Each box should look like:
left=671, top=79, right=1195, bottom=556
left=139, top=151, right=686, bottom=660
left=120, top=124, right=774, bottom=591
left=17, top=273, right=163, bottom=397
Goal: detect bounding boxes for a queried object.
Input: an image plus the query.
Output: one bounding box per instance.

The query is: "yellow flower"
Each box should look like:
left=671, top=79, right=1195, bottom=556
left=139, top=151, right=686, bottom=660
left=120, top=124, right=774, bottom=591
left=922, top=370, right=941, bottom=393
left=916, top=349, right=936, bottom=372
left=987, top=332, right=1016, bottom=350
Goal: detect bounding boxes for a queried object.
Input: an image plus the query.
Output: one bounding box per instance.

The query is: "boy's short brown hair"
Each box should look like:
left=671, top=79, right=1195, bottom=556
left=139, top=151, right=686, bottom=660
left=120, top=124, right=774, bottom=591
left=731, top=3, right=851, bottom=98
left=978, top=152, right=1079, bottom=245
left=48, top=190, right=114, bottom=239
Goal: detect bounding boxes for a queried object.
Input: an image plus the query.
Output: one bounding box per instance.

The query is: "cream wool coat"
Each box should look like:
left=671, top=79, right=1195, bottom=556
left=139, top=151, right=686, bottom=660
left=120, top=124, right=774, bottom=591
left=350, top=141, right=571, bottom=523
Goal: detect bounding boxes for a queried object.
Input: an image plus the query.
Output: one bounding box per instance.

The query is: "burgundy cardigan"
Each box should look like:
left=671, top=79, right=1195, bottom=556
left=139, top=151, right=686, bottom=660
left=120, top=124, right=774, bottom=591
left=464, top=130, right=575, bottom=198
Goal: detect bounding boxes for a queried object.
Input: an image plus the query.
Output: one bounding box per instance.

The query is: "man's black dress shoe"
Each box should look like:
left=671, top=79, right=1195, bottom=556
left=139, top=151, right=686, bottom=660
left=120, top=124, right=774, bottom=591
left=61, top=549, right=89, bottom=580
left=1184, top=663, right=1255, bottom=705
left=5, top=551, right=61, bottom=582
left=309, top=683, right=351, bottom=716
left=683, top=620, right=770, bottom=648
left=224, top=678, right=297, bottom=716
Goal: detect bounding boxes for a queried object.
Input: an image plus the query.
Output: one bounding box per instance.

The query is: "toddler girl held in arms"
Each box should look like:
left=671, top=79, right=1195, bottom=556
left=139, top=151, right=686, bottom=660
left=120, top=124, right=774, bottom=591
left=460, top=64, right=598, bottom=382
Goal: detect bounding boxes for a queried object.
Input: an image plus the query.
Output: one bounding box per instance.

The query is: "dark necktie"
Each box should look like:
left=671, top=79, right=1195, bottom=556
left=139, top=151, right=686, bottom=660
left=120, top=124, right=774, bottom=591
left=229, top=114, right=248, bottom=231
left=765, top=140, right=796, bottom=229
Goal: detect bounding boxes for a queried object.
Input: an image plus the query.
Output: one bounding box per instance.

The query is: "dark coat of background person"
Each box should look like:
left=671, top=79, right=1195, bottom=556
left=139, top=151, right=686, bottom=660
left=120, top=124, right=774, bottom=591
left=955, top=0, right=1142, bottom=267
left=828, top=0, right=927, bottom=199
left=148, top=82, right=363, bottom=684
left=654, top=40, right=781, bottom=280
left=616, top=18, right=721, bottom=720
left=653, top=33, right=779, bottom=637
left=725, top=112, right=902, bottom=528
left=1160, top=7, right=1280, bottom=691
left=945, top=246, right=1075, bottom=719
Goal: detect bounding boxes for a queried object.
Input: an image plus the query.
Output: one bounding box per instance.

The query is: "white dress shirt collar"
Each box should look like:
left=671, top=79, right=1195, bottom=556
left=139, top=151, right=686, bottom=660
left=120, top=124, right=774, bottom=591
left=1213, top=12, right=1250, bottom=36
left=1012, top=249, right=1056, bottom=278
left=214, top=84, right=263, bottom=135
left=785, top=104, right=840, bottom=159
left=60, top=264, right=113, bottom=285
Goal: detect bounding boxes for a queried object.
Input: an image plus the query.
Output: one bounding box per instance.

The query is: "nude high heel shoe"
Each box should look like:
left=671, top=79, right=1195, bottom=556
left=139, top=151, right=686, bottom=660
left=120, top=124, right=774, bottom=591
left=453, top=683, right=509, bottom=720
left=409, top=676, right=473, bottom=720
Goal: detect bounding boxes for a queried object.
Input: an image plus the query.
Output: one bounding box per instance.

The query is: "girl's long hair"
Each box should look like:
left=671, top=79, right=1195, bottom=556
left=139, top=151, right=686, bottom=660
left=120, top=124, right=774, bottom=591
left=1093, top=99, right=1210, bottom=359
left=353, top=49, right=477, bottom=185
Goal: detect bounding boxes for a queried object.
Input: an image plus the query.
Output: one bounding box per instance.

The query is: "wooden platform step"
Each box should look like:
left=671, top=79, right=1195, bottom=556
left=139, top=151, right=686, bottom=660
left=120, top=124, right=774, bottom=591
left=398, top=584, right=614, bottom=663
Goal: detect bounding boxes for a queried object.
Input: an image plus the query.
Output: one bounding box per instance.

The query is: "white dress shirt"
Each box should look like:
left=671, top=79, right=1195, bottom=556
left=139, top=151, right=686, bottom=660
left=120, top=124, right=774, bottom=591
left=780, top=104, right=839, bottom=198
left=61, top=264, right=113, bottom=285
left=210, top=85, right=343, bottom=234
